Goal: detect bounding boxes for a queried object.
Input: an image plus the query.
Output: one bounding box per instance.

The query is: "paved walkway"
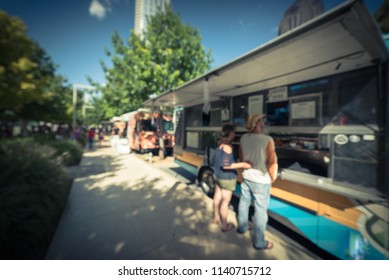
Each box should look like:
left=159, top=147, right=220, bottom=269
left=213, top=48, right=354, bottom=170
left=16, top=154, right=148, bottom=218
left=46, top=145, right=317, bottom=260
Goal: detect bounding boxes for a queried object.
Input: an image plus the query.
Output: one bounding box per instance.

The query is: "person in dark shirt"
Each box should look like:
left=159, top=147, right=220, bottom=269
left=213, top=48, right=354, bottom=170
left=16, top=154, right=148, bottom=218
left=213, top=124, right=252, bottom=232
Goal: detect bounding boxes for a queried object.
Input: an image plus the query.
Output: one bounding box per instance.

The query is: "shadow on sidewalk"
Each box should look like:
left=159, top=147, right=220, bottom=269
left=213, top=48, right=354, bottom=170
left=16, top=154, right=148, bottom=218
left=66, top=152, right=123, bottom=180
left=47, top=148, right=315, bottom=260
left=157, top=165, right=318, bottom=260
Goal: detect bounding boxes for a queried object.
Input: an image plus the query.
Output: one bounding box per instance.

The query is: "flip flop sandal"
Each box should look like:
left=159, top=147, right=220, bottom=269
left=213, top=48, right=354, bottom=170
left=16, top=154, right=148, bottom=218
left=221, top=223, right=235, bottom=232
left=254, top=241, right=274, bottom=250
left=265, top=241, right=274, bottom=250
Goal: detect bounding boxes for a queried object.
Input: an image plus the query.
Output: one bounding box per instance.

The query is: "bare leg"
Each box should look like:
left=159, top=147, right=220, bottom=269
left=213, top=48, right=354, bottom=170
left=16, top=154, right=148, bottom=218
left=213, top=185, right=222, bottom=224
left=220, top=188, right=233, bottom=230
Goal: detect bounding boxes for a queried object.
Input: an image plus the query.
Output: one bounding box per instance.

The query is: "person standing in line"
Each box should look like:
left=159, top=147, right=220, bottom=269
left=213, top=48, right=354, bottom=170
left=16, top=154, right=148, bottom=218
left=111, top=125, right=120, bottom=148
left=88, top=127, right=95, bottom=150
left=98, top=129, right=104, bottom=146
left=73, top=126, right=81, bottom=141
left=213, top=124, right=252, bottom=232
left=238, top=114, right=278, bottom=250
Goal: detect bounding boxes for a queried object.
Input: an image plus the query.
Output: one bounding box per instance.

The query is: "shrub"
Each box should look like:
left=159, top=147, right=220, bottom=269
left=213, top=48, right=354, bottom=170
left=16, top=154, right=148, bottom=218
left=31, top=132, right=56, bottom=143
left=29, top=136, right=83, bottom=166
left=76, top=134, right=87, bottom=149
left=49, top=140, right=83, bottom=166
left=0, top=139, right=69, bottom=259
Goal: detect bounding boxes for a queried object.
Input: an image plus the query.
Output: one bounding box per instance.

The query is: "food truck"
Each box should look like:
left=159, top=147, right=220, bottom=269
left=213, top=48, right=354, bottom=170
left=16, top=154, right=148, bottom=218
left=122, top=109, right=174, bottom=158
left=145, top=1, right=389, bottom=259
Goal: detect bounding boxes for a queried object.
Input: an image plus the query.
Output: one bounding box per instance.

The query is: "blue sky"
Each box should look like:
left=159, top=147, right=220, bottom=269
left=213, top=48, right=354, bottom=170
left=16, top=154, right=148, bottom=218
left=0, top=0, right=384, bottom=86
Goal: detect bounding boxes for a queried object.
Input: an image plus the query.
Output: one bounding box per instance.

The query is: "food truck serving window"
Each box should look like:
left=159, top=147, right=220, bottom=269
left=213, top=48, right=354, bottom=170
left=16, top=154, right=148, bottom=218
left=233, top=67, right=380, bottom=191
left=185, top=105, right=203, bottom=127
left=266, top=101, right=289, bottom=126
left=289, top=93, right=323, bottom=126
left=287, top=67, right=379, bottom=127
left=185, top=100, right=225, bottom=128
left=233, top=91, right=266, bottom=126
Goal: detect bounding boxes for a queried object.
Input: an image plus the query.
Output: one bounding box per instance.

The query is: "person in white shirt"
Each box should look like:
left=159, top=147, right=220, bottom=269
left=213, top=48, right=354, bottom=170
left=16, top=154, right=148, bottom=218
left=238, top=114, right=278, bottom=250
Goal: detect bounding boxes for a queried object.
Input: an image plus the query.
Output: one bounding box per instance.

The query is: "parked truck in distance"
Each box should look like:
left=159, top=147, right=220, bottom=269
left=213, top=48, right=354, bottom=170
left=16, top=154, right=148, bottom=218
left=122, top=109, right=174, bottom=159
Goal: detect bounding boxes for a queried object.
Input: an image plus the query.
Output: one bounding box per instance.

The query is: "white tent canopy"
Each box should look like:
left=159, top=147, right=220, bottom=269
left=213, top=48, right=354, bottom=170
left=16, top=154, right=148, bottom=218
left=145, top=0, right=388, bottom=108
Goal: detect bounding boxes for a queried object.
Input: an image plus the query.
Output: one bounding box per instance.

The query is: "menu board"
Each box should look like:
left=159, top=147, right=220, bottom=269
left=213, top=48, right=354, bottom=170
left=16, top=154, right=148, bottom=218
left=248, top=95, right=263, bottom=115
left=268, top=86, right=288, bottom=103
left=291, top=101, right=316, bottom=119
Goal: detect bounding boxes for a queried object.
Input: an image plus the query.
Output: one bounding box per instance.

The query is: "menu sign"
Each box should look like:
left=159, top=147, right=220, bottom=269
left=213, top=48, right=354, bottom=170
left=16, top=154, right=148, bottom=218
left=268, top=86, right=288, bottom=103
left=248, top=95, right=264, bottom=115
left=291, top=101, right=316, bottom=119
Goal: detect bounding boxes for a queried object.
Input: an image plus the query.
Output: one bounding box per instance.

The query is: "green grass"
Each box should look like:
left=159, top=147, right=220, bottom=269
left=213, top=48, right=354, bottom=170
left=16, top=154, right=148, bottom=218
left=0, top=139, right=77, bottom=259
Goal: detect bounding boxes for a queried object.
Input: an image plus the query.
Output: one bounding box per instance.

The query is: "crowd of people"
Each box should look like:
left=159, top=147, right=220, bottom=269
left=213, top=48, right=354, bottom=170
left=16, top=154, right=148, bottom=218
left=0, top=122, right=108, bottom=151
left=82, top=127, right=105, bottom=150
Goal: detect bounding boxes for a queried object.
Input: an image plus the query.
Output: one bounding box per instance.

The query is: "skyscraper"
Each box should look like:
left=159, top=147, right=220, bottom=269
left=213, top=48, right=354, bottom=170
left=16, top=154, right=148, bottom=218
left=134, top=0, right=171, bottom=35
left=278, top=0, right=324, bottom=35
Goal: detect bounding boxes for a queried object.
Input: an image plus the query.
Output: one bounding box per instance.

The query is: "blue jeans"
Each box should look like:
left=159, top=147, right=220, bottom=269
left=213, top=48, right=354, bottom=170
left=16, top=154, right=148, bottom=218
left=238, top=179, right=271, bottom=248
left=88, top=138, right=93, bottom=150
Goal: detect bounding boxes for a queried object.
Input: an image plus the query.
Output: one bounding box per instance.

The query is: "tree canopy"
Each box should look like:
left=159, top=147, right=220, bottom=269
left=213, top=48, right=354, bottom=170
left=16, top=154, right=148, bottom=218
left=0, top=11, right=72, bottom=123
left=90, top=5, right=212, bottom=119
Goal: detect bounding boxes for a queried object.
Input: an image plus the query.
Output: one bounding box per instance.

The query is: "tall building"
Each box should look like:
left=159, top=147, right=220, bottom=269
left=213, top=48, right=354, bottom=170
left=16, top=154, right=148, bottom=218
left=134, top=0, right=171, bottom=35
left=278, top=0, right=324, bottom=35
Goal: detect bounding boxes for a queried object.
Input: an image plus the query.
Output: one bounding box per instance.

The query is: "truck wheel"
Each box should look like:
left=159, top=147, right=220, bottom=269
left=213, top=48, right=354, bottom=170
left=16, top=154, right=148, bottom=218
left=198, top=168, right=216, bottom=196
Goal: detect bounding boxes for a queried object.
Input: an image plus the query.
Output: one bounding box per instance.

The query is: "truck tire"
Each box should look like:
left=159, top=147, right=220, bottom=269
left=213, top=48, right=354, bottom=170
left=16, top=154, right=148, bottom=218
left=198, top=167, right=216, bottom=196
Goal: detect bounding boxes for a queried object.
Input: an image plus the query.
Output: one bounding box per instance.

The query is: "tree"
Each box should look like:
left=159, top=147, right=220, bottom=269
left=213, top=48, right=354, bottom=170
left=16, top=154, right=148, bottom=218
left=376, top=0, right=389, bottom=34
left=0, top=11, right=73, bottom=123
left=0, top=11, right=41, bottom=116
left=90, top=5, right=212, bottom=120
left=18, top=76, right=73, bottom=123
left=82, top=96, right=106, bottom=126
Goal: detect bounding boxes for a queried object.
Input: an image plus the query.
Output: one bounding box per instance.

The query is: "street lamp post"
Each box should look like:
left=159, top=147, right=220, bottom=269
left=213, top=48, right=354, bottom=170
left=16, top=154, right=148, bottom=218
left=72, top=84, right=95, bottom=129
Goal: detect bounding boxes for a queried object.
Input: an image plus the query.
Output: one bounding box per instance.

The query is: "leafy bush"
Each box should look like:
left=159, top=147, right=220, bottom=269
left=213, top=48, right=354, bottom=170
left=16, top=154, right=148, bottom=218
left=49, top=140, right=83, bottom=166
left=0, top=139, right=69, bottom=259
left=76, top=134, right=87, bottom=149
left=29, top=136, right=83, bottom=166
left=31, top=132, right=56, bottom=143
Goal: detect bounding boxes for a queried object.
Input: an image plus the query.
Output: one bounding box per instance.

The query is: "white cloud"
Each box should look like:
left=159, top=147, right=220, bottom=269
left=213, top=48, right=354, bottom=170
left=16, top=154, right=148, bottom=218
left=89, top=0, right=107, bottom=20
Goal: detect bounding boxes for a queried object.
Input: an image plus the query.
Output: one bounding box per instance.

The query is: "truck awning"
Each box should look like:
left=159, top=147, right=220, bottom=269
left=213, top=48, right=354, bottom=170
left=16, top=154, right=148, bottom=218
left=144, top=0, right=388, bottom=108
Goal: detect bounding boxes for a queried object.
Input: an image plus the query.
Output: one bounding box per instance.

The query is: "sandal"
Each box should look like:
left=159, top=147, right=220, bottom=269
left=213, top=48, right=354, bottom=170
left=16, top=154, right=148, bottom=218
left=221, top=223, right=235, bottom=232
left=265, top=241, right=274, bottom=249
left=254, top=241, right=274, bottom=250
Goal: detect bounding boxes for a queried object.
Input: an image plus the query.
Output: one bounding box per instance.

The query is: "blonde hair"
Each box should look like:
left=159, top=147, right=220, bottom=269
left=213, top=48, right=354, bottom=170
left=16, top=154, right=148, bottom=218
left=246, top=114, right=266, bottom=131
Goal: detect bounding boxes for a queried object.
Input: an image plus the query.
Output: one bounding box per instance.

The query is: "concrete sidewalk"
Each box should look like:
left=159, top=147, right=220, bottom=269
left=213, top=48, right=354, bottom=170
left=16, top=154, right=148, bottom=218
left=46, top=146, right=317, bottom=260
